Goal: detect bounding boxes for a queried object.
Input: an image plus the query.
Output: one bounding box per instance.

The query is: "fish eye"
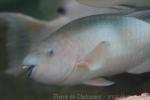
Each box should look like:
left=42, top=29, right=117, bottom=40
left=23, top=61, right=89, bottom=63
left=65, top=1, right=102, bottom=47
left=47, top=48, right=54, bottom=55
left=57, top=6, right=66, bottom=14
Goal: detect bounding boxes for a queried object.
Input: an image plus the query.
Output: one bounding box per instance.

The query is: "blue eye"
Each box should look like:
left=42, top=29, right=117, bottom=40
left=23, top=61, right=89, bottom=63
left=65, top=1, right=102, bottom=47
left=47, top=48, right=54, bottom=55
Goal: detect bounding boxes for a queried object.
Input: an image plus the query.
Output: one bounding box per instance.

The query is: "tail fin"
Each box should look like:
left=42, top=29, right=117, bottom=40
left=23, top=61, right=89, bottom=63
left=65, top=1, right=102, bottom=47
left=0, top=13, right=49, bottom=75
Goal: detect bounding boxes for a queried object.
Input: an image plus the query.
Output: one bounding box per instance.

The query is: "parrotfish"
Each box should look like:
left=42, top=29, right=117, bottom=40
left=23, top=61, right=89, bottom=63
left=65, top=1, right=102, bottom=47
left=57, top=0, right=149, bottom=24
left=21, top=15, right=150, bottom=86
left=57, top=0, right=135, bottom=20
left=2, top=10, right=150, bottom=76
left=77, top=0, right=150, bottom=8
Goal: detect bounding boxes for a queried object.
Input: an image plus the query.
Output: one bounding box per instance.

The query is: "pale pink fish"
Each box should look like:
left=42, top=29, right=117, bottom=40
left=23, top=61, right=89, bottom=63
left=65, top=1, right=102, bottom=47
left=21, top=15, right=150, bottom=86
left=77, top=0, right=150, bottom=8
left=3, top=10, right=150, bottom=76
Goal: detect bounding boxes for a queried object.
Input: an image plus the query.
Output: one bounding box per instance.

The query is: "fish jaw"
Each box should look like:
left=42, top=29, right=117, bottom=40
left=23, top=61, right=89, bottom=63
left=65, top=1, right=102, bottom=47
left=22, top=54, right=75, bottom=85
left=30, top=63, right=76, bottom=85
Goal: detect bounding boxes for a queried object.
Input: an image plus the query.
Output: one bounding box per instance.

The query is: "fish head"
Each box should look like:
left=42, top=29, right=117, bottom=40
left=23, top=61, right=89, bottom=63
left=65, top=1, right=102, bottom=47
left=21, top=40, right=79, bottom=85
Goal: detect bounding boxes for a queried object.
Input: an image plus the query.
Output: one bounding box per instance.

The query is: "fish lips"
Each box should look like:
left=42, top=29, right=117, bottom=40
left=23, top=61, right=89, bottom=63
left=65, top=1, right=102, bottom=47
left=25, top=65, right=36, bottom=79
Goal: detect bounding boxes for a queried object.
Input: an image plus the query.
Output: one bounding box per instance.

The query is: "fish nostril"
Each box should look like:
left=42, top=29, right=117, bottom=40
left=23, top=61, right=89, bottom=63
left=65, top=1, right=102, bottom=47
left=57, top=6, right=66, bottom=14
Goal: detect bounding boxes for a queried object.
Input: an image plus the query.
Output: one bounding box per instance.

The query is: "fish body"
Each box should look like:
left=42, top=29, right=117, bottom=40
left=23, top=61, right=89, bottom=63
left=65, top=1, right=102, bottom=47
left=22, top=15, right=150, bottom=86
left=3, top=10, right=150, bottom=76
left=77, top=0, right=150, bottom=8
left=58, top=0, right=134, bottom=21
left=55, top=0, right=150, bottom=32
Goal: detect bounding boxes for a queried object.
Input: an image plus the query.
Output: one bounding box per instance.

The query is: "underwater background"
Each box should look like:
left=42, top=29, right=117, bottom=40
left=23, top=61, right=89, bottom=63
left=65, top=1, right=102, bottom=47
left=0, top=0, right=150, bottom=100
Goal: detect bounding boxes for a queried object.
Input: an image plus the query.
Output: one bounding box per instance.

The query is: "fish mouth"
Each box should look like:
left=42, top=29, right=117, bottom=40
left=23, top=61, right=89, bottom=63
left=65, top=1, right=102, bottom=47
left=23, top=65, right=35, bottom=79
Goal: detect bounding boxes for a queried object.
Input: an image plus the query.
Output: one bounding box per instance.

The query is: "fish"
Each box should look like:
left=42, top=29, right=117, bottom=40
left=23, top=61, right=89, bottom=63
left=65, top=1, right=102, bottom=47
left=56, top=0, right=150, bottom=28
left=21, top=15, right=150, bottom=86
left=57, top=0, right=135, bottom=20
left=2, top=10, right=150, bottom=76
left=77, top=0, right=150, bottom=9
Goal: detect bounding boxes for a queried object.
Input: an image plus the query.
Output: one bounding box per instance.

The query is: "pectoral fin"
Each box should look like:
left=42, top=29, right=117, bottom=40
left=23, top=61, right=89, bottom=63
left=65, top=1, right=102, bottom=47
left=76, top=41, right=109, bottom=71
left=127, top=60, right=150, bottom=74
left=83, top=78, right=115, bottom=87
